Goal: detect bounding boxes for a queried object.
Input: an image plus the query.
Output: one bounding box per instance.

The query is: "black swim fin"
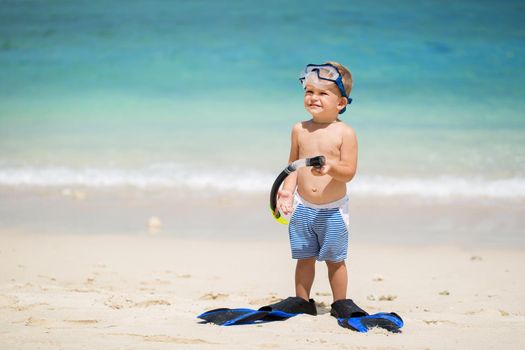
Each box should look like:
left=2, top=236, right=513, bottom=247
left=197, top=307, right=267, bottom=326
left=258, top=296, right=317, bottom=321
left=331, top=299, right=403, bottom=333
left=197, top=297, right=317, bottom=326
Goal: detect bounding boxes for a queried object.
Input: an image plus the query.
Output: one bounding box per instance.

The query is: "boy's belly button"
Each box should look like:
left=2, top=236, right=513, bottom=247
left=312, top=187, right=317, bottom=192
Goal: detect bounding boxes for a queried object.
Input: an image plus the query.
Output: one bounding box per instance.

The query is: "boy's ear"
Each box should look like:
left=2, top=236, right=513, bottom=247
left=337, top=97, right=348, bottom=112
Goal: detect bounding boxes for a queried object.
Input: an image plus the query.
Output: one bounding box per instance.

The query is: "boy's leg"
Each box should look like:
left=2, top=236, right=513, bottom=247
left=326, top=260, right=348, bottom=302
left=295, top=258, right=316, bottom=300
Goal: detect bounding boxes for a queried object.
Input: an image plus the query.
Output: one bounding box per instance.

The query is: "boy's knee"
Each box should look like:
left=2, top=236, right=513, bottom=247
left=297, top=258, right=316, bottom=266
left=326, top=260, right=346, bottom=269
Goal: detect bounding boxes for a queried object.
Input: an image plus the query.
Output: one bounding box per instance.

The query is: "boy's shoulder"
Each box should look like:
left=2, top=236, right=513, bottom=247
left=291, top=120, right=306, bottom=133
left=292, top=119, right=320, bottom=129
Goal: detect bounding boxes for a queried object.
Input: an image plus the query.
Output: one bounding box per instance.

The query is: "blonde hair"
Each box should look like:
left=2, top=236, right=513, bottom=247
left=325, top=61, right=352, bottom=97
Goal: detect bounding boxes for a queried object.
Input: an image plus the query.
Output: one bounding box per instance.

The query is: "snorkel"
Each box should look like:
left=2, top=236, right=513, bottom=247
left=270, top=155, right=325, bottom=224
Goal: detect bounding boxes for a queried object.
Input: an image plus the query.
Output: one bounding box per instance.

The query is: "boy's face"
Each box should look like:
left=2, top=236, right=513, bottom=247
left=303, top=82, right=347, bottom=122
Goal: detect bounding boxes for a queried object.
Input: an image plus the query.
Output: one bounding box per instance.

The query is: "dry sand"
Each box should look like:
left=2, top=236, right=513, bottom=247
left=1, top=232, right=524, bottom=350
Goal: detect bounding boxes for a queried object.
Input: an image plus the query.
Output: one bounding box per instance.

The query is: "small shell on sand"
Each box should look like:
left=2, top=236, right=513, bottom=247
left=439, top=290, right=450, bottom=296
left=148, top=216, right=162, bottom=234
left=73, top=191, right=87, bottom=200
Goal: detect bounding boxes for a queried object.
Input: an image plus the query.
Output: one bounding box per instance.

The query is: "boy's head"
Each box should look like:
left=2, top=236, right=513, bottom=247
left=300, top=61, right=353, bottom=120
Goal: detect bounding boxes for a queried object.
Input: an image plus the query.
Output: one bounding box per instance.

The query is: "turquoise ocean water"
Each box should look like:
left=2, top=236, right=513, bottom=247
left=1, top=0, right=524, bottom=199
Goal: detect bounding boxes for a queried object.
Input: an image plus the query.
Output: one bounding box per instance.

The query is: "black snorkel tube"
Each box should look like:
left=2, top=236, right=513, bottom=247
left=270, top=155, right=325, bottom=224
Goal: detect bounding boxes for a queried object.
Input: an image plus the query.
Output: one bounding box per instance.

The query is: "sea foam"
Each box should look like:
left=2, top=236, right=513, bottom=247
left=1, top=163, right=524, bottom=199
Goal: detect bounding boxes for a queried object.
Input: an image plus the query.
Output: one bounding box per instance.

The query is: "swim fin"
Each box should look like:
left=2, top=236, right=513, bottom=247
left=197, top=308, right=267, bottom=326
left=330, top=299, right=403, bottom=333
left=338, top=312, right=404, bottom=333
left=197, top=297, right=317, bottom=326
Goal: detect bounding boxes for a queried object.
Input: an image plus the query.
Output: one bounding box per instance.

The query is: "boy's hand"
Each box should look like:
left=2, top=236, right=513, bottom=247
left=311, top=163, right=332, bottom=176
left=276, top=189, right=294, bottom=215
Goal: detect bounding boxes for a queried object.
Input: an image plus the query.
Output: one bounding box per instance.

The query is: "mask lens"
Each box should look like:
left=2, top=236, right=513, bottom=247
left=302, top=72, right=333, bottom=88
left=317, top=67, right=338, bottom=80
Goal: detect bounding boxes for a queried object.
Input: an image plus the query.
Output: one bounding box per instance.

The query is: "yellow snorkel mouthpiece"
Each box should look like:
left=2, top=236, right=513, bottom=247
left=270, top=207, right=289, bottom=225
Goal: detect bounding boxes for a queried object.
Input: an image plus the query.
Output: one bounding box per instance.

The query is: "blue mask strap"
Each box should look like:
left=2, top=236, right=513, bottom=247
left=335, top=79, right=352, bottom=114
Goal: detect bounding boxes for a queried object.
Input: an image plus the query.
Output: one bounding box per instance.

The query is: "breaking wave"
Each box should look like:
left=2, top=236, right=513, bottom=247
left=0, top=163, right=524, bottom=199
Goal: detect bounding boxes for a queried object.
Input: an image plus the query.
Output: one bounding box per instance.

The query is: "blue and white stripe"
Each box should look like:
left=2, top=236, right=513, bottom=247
left=289, top=195, right=349, bottom=262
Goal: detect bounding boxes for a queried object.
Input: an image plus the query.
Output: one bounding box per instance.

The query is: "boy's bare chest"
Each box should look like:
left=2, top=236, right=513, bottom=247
left=297, top=129, right=343, bottom=157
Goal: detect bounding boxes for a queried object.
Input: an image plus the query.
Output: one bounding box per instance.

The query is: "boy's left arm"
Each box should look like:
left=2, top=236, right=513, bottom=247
left=312, top=126, right=358, bottom=182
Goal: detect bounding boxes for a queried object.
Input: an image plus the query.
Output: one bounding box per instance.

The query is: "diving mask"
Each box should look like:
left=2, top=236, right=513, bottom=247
left=299, top=63, right=352, bottom=114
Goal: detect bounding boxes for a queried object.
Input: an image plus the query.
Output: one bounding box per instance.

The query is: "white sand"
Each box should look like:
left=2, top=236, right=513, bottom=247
left=1, top=232, right=524, bottom=350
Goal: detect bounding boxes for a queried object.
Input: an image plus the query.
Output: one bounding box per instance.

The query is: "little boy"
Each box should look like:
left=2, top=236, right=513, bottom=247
left=276, top=62, right=357, bottom=308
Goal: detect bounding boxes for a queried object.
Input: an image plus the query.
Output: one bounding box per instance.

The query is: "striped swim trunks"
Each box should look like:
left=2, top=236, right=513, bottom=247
left=288, top=193, right=349, bottom=262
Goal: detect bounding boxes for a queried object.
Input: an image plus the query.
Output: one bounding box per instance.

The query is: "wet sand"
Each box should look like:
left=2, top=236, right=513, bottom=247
left=1, top=188, right=524, bottom=247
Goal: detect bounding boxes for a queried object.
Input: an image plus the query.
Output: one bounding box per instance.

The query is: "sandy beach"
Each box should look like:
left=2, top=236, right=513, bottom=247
left=1, top=229, right=524, bottom=349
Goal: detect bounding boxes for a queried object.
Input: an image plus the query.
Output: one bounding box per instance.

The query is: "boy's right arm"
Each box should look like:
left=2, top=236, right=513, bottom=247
left=277, top=123, right=300, bottom=215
